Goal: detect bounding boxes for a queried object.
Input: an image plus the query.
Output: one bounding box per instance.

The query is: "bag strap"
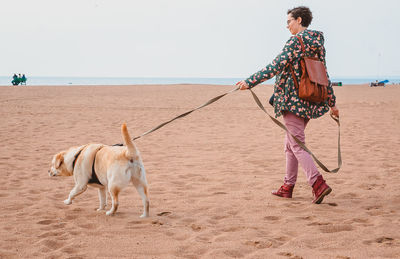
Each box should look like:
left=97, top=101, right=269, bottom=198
left=289, top=35, right=305, bottom=89
left=296, top=35, right=305, bottom=52
left=289, top=64, right=299, bottom=89
left=249, top=88, right=342, bottom=173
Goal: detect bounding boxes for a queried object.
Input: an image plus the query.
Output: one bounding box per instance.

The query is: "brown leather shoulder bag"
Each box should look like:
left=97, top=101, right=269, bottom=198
left=290, top=36, right=329, bottom=103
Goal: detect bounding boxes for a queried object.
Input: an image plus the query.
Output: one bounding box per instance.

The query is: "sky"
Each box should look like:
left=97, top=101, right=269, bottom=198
left=1, top=0, right=399, bottom=78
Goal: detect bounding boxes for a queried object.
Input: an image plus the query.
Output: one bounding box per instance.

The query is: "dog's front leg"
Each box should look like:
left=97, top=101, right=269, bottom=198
left=97, top=187, right=107, bottom=211
left=64, top=184, right=87, bottom=205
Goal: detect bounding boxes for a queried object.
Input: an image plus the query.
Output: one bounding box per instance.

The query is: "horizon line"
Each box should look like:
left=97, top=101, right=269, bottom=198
left=1, top=75, right=400, bottom=79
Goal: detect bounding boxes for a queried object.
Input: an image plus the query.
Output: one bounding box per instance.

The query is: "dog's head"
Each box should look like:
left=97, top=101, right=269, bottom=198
left=49, top=151, right=73, bottom=177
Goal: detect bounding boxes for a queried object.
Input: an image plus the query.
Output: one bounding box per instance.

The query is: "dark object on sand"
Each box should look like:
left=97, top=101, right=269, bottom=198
left=11, top=74, right=27, bottom=86
left=370, top=80, right=388, bottom=87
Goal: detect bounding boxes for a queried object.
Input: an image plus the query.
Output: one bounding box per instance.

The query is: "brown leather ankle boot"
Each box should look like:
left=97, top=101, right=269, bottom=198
left=271, top=183, right=294, bottom=198
left=312, top=175, right=332, bottom=204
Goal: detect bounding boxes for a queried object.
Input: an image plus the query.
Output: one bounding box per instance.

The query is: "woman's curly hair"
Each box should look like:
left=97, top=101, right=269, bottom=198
left=287, top=6, right=313, bottom=27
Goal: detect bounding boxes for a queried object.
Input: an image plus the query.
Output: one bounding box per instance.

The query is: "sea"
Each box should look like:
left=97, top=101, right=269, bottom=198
left=1, top=76, right=400, bottom=86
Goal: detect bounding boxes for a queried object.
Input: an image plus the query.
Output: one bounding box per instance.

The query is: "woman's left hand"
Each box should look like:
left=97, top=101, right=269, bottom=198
left=236, top=80, right=249, bottom=90
left=330, top=106, right=339, bottom=118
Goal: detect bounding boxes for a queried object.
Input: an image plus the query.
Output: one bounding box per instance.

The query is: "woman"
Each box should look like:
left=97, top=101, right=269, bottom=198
left=236, top=6, right=339, bottom=204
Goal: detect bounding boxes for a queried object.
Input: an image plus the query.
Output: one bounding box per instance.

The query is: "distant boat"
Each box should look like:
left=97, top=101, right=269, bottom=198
left=332, top=82, right=342, bottom=86
left=370, top=79, right=389, bottom=87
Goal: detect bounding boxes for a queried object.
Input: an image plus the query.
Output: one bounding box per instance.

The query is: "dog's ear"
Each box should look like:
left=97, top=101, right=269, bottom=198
left=55, top=153, right=64, bottom=169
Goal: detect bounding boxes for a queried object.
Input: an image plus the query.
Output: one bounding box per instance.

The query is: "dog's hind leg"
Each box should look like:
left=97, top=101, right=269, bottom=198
left=106, top=185, right=120, bottom=216
left=133, top=181, right=149, bottom=218
left=64, top=184, right=88, bottom=205
left=97, top=187, right=107, bottom=211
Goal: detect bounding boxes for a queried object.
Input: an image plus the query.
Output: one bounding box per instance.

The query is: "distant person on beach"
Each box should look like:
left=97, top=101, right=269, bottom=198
left=21, top=74, right=27, bottom=85
left=236, top=6, right=339, bottom=204
left=12, top=74, right=18, bottom=85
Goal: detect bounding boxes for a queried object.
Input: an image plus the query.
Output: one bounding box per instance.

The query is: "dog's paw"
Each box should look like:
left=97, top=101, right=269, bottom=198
left=106, top=210, right=115, bottom=216
left=64, top=199, right=72, bottom=205
left=96, top=208, right=106, bottom=212
left=140, top=213, right=149, bottom=218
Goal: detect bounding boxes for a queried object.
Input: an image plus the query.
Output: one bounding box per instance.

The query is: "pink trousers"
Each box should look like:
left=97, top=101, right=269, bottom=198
left=283, top=111, right=320, bottom=186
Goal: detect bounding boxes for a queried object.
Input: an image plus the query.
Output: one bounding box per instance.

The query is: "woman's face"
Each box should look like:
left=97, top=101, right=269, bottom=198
left=286, top=14, right=302, bottom=35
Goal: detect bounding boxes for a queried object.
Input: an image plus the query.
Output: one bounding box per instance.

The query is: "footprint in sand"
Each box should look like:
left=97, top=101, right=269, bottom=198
left=212, top=191, right=227, bottom=195
left=227, top=210, right=239, bottom=216
left=319, top=224, right=353, bottom=233
left=3, top=225, right=13, bottom=231
left=0, top=193, right=9, bottom=198
left=37, top=220, right=67, bottom=233
left=223, top=249, right=245, bottom=258
left=190, top=224, right=202, bottom=232
left=307, top=221, right=330, bottom=226
left=174, top=245, right=208, bottom=259
left=37, top=238, right=65, bottom=251
left=210, top=214, right=229, bottom=220
left=72, top=208, right=83, bottom=213
left=28, top=189, right=41, bottom=195
left=5, top=203, right=26, bottom=210
left=363, top=237, right=399, bottom=246
left=37, top=219, right=56, bottom=225
left=157, top=211, right=172, bottom=216
left=264, top=215, right=281, bottom=221
left=194, top=232, right=213, bottom=243
left=277, top=251, right=303, bottom=258
left=351, top=217, right=372, bottom=226
left=125, top=220, right=148, bottom=229
left=151, top=219, right=164, bottom=226
left=337, top=192, right=359, bottom=199
left=363, top=205, right=385, bottom=216
left=61, top=245, right=79, bottom=255
left=171, top=232, right=191, bottom=241
left=295, top=215, right=315, bottom=221
left=219, top=225, right=243, bottom=233
left=358, top=183, right=378, bottom=190
left=38, top=231, right=64, bottom=238
left=77, top=223, right=98, bottom=230
left=52, top=222, right=67, bottom=229
left=64, top=214, right=78, bottom=220
left=375, top=237, right=395, bottom=244
left=244, top=240, right=272, bottom=249
left=68, top=230, right=80, bottom=236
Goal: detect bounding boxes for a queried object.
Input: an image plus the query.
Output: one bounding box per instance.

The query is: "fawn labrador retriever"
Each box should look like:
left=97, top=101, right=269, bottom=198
left=49, top=124, right=149, bottom=217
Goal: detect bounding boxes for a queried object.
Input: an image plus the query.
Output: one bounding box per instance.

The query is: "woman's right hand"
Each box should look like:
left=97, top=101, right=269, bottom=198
left=236, top=80, right=249, bottom=90
left=330, top=106, right=339, bottom=118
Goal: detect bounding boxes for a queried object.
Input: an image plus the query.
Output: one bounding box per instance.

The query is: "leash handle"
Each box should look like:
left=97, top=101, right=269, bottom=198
left=249, top=88, right=341, bottom=173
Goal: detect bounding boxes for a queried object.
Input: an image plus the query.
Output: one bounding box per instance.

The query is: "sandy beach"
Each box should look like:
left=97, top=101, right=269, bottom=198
left=0, top=84, right=399, bottom=258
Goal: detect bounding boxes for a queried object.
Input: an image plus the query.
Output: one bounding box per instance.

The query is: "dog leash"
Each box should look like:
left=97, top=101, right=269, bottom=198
left=248, top=88, right=342, bottom=173
left=123, top=85, right=341, bottom=173
left=130, top=86, right=240, bottom=141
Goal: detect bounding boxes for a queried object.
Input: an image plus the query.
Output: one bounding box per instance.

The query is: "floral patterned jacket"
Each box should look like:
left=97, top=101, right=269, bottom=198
left=245, top=29, right=336, bottom=119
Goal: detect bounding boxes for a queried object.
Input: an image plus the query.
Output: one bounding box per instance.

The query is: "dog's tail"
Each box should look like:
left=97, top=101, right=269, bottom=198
left=121, top=123, right=139, bottom=159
